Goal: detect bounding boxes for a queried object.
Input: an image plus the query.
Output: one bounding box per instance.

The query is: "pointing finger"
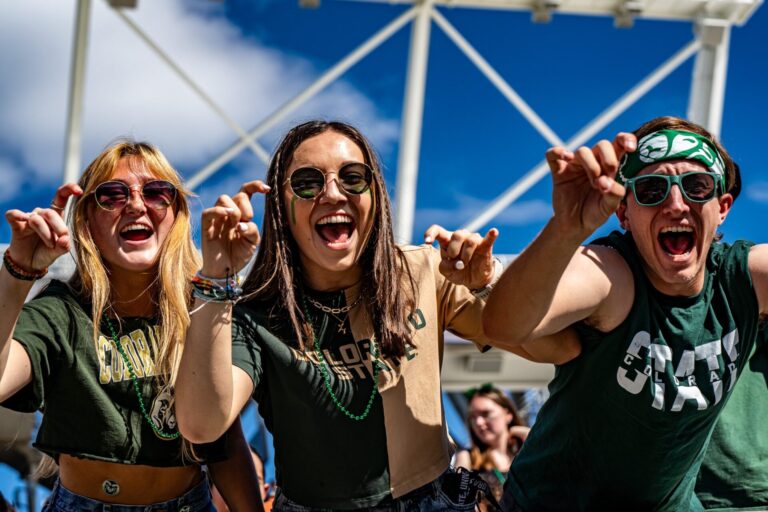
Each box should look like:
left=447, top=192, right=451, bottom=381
left=239, top=180, right=271, bottom=198
left=424, top=224, right=451, bottom=246
left=475, top=228, right=499, bottom=256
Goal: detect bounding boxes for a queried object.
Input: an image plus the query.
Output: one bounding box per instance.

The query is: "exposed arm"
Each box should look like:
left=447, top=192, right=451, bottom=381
left=176, top=302, right=254, bottom=443
left=483, top=136, right=636, bottom=351
left=749, top=243, right=768, bottom=318
left=0, top=185, right=80, bottom=401
left=454, top=450, right=471, bottom=470
left=207, top=418, right=264, bottom=512
left=176, top=181, right=268, bottom=443
left=484, top=223, right=630, bottom=348
left=0, top=271, right=34, bottom=401
left=503, top=327, right=583, bottom=366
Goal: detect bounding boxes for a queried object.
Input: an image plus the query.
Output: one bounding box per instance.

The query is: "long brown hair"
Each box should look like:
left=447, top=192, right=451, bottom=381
left=242, top=120, right=415, bottom=359
left=466, top=386, right=526, bottom=472
left=68, top=140, right=200, bottom=391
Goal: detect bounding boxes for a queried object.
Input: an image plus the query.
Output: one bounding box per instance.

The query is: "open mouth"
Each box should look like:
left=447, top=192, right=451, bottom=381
left=658, top=226, right=695, bottom=256
left=315, top=214, right=355, bottom=245
left=120, top=223, right=154, bottom=242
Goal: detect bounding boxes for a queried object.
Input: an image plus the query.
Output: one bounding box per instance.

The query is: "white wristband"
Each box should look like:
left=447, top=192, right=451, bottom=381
left=471, top=258, right=503, bottom=300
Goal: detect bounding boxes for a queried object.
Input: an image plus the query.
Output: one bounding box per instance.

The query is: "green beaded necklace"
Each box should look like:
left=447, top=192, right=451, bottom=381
left=301, top=295, right=380, bottom=421
left=103, top=314, right=180, bottom=440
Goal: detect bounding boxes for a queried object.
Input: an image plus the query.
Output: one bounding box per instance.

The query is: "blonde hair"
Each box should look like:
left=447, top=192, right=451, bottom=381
left=68, top=140, right=200, bottom=392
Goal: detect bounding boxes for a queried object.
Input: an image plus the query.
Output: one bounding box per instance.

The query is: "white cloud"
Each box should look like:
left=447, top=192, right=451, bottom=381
left=746, top=182, right=768, bottom=203
left=0, top=1, right=397, bottom=192
left=0, top=158, right=24, bottom=202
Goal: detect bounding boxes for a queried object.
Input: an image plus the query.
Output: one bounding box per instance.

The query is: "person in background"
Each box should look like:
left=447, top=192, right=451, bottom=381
left=694, top=340, right=768, bottom=511
left=455, top=384, right=530, bottom=510
left=0, top=141, right=259, bottom=511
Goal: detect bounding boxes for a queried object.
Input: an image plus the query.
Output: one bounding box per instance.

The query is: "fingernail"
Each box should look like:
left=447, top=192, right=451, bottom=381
left=454, top=260, right=465, bottom=270
left=238, top=222, right=248, bottom=232
left=225, top=207, right=235, bottom=214
left=424, top=237, right=433, bottom=244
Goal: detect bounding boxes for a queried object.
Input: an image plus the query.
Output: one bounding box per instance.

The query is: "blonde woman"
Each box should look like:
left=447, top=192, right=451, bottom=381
left=0, top=141, right=259, bottom=511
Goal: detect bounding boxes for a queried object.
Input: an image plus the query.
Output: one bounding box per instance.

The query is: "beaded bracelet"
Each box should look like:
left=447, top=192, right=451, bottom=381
left=3, top=250, right=48, bottom=281
left=191, top=271, right=243, bottom=303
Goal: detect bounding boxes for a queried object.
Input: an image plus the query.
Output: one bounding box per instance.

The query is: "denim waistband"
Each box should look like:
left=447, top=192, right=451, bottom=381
left=44, top=475, right=212, bottom=512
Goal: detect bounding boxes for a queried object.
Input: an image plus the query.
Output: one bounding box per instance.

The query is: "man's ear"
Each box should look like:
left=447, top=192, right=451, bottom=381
left=616, top=202, right=630, bottom=231
left=718, top=193, right=733, bottom=224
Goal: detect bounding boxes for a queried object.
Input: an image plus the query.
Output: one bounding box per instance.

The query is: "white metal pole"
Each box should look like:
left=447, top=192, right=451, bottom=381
left=394, top=0, right=433, bottom=244
left=431, top=8, right=563, bottom=147
left=187, top=7, right=418, bottom=190
left=462, top=38, right=701, bottom=232
left=113, top=8, right=271, bottom=163
left=688, top=22, right=731, bottom=138
left=63, top=0, right=92, bottom=185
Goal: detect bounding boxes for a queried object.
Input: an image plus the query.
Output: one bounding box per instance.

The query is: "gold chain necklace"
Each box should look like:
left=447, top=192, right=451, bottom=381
left=305, top=294, right=362, bottom=334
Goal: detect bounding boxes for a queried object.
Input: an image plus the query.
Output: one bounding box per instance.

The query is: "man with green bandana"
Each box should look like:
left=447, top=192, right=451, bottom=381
left=482, top=116, right=768, bottom=511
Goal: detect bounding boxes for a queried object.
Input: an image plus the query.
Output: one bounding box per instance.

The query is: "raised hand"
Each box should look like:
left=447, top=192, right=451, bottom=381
left=4, top=183, right=82, bottom=272
left=200, top=180, right=270, bottom=278
left=424, top=225, right=498, bottom=290
left=548, top=133, right=636, bottom=239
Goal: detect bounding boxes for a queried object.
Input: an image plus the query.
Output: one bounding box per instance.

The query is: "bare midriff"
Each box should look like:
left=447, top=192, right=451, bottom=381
left=58, top=454, right=203, bottom=504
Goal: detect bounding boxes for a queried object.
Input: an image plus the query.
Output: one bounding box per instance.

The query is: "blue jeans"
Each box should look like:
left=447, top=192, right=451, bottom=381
left=272, top=468, right=482, bottom=511
left=42, top=476, right=215, bottom=512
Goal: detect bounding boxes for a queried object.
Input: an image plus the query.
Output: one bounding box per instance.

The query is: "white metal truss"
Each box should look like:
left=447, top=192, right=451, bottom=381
left=56, top=0, right=761, bottom=387
left=61, top=0, right=761, bottom=237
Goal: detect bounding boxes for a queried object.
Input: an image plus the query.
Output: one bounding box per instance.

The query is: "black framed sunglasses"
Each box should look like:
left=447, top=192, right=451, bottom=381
left=285, top=163, right=373, bottom=200
left=92, top=180, right=177, bottom=211
left=625, top=172, right=720, bottom=207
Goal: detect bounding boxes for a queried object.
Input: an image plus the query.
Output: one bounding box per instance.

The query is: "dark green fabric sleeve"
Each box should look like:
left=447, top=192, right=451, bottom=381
left=3, top=283, right=80, bottom=412
left=231, top=304, right=263, bottom=391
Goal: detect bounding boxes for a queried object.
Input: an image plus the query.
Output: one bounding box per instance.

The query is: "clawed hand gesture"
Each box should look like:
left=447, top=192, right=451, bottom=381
left=4, top=183, right=82, bottom=272
left=424, top=225, right=498, bottom=290
left=547, top=133, right=636, bottom=239
left=200, top=180, right=270, bottom=278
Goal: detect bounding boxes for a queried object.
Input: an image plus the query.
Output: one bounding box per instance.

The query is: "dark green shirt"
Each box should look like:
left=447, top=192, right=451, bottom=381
left=3, top=280, right=224, bottom=466
left=505, top=232, right=760, bottom=512
left=232, top=291, right=389, bottom=509
left=695, top=338, right=768, bottom=511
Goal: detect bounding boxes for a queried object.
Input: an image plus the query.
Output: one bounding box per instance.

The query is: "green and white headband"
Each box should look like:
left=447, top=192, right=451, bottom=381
left=617, top=129, right=726, bottom=191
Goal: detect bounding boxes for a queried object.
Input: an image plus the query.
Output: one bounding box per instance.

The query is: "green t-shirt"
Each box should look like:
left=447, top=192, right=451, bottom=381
left=505, top=232, right=760, bottom=512
left=232, top=290, right=390, bottom=509
left=3, top=280, right=224, bottom=466
left=694, top=337, right=768, bottom=511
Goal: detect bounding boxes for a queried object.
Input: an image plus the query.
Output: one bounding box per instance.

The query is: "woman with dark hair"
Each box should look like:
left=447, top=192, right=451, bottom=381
left=176, top=119, right=515, bottom=509
left=455, top=385, right=529, bottom=507
left=0, top=141, right=259, bottom=510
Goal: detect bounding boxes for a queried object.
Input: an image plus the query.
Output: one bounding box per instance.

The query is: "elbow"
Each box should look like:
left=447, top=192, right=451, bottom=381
left=482, top=307, right=530, bottom=347
left=176, top=405, right=228, bottom=444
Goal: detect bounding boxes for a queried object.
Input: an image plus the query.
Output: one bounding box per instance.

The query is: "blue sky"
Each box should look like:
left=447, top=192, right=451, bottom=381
left=0, top=0, right=766, bottom=254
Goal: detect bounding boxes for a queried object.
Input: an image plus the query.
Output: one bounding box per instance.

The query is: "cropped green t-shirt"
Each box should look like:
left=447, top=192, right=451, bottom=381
left=232, top=290, right=390, bottom=510
left=2, top=280, right=225, bottom=466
